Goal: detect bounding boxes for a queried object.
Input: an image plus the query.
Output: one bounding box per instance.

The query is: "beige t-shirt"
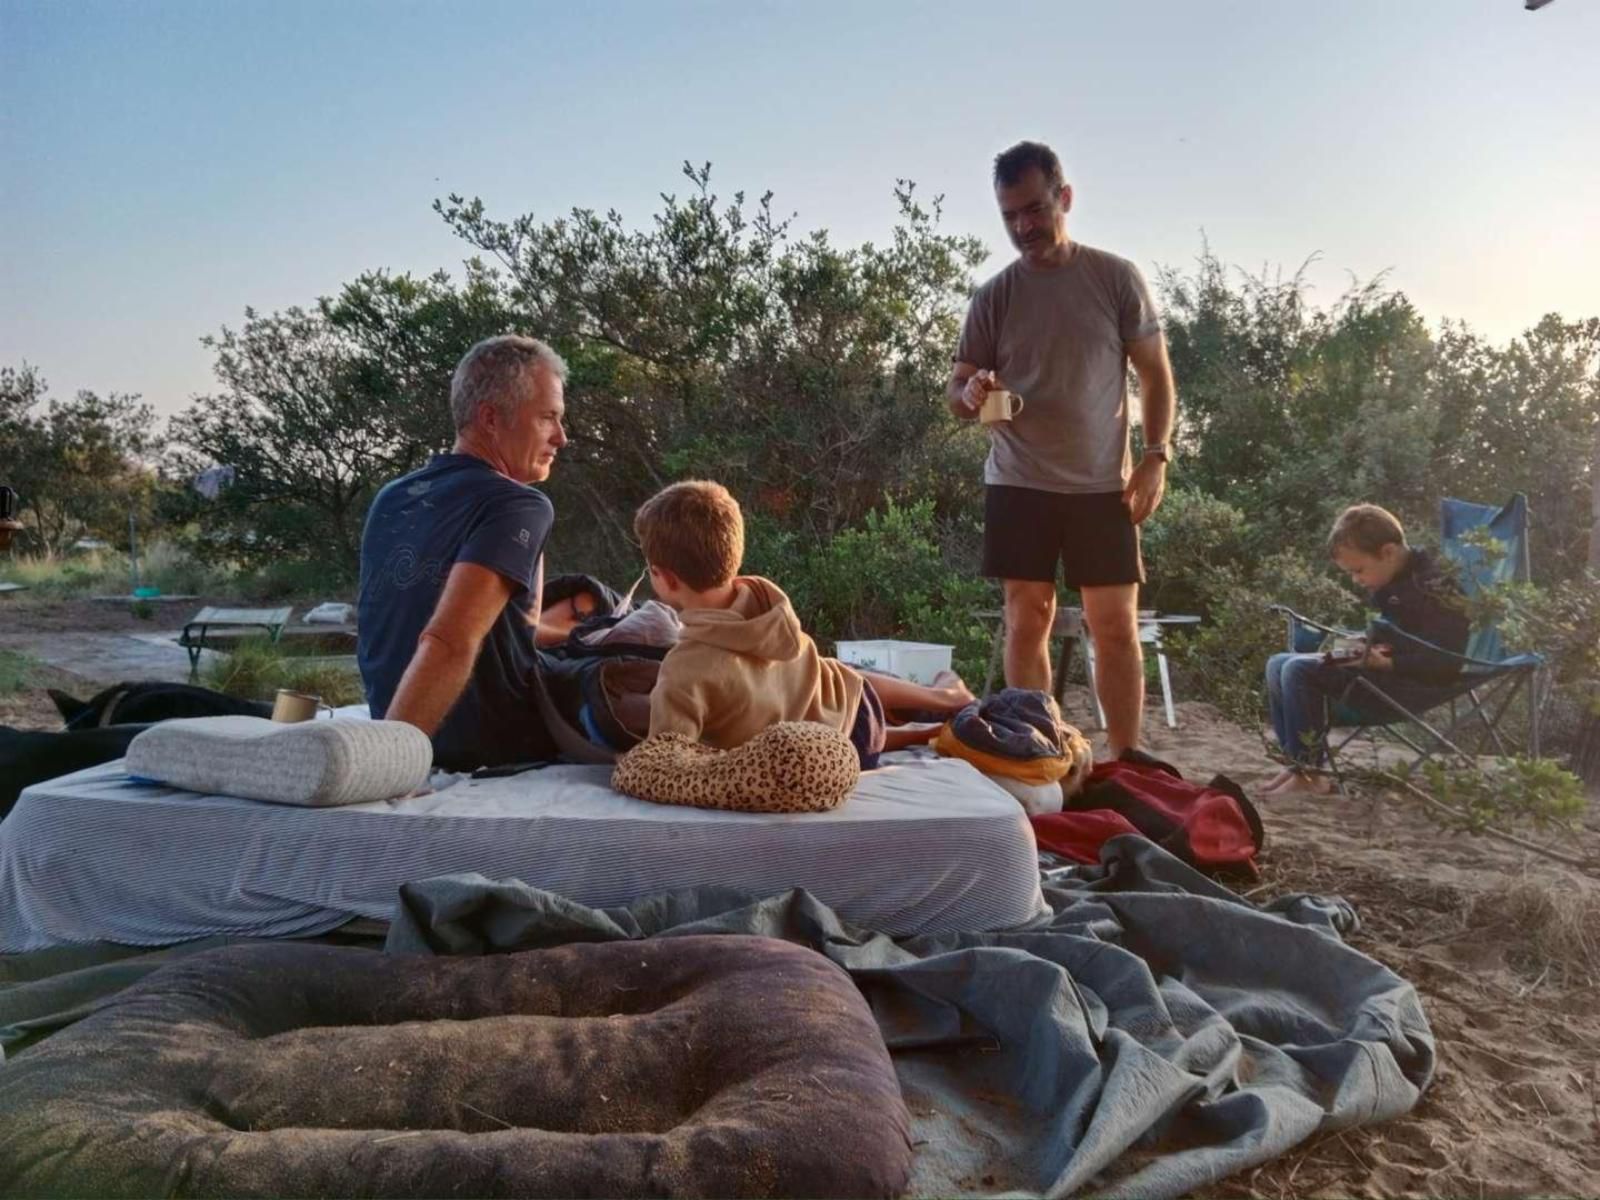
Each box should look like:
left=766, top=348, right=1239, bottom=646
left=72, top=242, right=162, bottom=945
left=955, top=244, right=1161, bottom=494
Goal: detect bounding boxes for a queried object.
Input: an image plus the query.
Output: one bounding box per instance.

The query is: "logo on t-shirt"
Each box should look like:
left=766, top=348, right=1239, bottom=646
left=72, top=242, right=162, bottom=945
left=382, top=544, right=446, bottom=590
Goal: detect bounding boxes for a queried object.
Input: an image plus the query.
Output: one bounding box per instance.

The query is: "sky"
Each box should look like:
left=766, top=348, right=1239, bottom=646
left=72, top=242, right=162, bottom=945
left=3, top=0, right=1597, bottom=420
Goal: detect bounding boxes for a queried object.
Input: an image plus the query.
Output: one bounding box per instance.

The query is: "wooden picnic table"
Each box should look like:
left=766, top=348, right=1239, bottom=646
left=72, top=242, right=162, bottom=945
left=978, top=608, right=1201, bottom=729
left=178, top=606, right=294, bottom=677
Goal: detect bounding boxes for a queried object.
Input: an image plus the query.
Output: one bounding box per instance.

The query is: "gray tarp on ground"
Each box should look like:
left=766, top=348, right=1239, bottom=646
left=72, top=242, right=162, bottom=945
left=0, top=835, right=1433, bottom=1198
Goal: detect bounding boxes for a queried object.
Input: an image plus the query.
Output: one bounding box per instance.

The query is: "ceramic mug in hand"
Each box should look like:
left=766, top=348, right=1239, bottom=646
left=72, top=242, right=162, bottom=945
left=979, top=389, right=1025, bottom=425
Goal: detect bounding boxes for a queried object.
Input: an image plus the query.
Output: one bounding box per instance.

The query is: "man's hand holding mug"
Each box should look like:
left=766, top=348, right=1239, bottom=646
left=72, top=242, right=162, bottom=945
left=960, top=369, right=1001, bottom=417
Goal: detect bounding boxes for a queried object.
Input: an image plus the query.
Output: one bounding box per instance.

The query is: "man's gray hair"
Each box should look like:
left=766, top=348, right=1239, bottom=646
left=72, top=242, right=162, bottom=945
left=449, top=334, right=568, bottom=432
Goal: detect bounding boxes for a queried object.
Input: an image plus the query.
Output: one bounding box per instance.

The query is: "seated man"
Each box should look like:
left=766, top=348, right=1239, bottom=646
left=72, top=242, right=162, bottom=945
left=357, top=334, right=567, bottom=770
left=634, top=480, right=975, bottom=769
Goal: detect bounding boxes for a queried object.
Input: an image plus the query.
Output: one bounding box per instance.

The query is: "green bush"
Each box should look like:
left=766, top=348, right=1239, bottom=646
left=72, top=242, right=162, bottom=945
left=0, top=649, right=32, bottom=695
left=744, top=498, right=997, bottom=683
left=234, top=558, right=357, bottom=604
left=0, top=541, right=235, bottom=599
left=1417, top=756, right=1587, bottom=835
left=1166, top=548, right=1361, bottom=727
left=138, top=540, right=239, bottom=597
left=1139, top=487, right=1253, bottom=617
left=0, top=550, right=131, bottom=598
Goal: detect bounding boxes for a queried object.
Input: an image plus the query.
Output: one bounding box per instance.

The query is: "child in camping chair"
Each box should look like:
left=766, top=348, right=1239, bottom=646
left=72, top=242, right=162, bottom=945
left=634, top=481, right=975, bottom=769
left=1261, top=503, right=1470, bottom=796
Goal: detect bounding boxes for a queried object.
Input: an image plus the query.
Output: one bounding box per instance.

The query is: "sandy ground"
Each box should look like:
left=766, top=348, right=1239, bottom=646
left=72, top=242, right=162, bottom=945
left=4, top=601, right=1598, bottom=1198
left=1101, top=694, right=1600, bottom=1200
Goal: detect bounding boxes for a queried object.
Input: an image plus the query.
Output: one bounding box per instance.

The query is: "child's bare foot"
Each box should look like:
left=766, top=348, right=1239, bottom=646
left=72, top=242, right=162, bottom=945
left=1257, top=767, right=1298, bottom=796
left=1270, top=770, right=1335, bottom=796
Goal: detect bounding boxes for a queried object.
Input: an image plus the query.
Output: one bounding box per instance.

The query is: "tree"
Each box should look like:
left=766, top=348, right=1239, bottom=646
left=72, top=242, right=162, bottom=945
left=1590, top=421, right=1599, bottom=573
left=170, top=272, right=518, bottom=576
left=1429, top=315, right=1599, bottom=583
left=435, top=163, right=990, bottom=574
left=1159, top=250, right=1596, bottom=586
left=0, top=365, right=161, bottom=556
left=1158, top=248, right=1439, bottom=554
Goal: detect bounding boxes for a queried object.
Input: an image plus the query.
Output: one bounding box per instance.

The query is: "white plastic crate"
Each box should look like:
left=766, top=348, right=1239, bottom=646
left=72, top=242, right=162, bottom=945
left=834, top=639, right=954, bottom=685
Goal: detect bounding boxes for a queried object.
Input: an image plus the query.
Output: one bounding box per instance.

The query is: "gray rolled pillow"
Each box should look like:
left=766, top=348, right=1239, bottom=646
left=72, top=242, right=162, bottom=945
left=125, top=716, right=432, bottom=806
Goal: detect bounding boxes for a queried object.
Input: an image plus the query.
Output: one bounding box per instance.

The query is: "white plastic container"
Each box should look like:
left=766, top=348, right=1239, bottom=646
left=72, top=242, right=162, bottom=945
left=834, top=639, right=954, bottom=685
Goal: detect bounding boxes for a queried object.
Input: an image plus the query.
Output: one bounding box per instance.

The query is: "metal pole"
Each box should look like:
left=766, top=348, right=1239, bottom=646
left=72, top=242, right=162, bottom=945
left=129, top=511, right=140, bottom=591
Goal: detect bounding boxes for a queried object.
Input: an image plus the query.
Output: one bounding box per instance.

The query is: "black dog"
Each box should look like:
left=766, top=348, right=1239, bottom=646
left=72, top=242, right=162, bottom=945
left=2, top=683, right=274, bottom=817
left=49, top=682, right=271, bottom=729
left=2, top=724, right=156, bottom=817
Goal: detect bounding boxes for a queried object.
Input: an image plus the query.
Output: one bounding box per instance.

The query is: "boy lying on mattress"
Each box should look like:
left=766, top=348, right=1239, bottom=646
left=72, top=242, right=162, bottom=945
left=633, top=481, right=974, bottom=769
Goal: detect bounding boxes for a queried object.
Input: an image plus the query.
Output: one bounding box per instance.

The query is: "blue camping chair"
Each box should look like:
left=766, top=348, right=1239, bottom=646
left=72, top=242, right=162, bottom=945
left=1270, top=495, right=1546, bottom=783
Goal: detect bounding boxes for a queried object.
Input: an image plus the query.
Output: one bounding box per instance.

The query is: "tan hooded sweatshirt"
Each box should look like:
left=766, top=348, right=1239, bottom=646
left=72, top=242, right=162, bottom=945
left=649, top=576, right=865, bottom=749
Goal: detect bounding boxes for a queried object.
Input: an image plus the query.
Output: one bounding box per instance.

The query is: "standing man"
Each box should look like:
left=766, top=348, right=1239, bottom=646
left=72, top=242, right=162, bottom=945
left=949, top=141, right=1177, bottom=756
left=358, top=334, right=568, bottom=769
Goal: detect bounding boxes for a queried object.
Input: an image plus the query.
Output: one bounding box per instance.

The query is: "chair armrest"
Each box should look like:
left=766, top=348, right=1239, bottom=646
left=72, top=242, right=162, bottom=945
left=1267, top=604, right=1359, bottom=653
left=1267, top=605, right=1352, bottom=637
left=1368, top=619, right=1541, bottom=672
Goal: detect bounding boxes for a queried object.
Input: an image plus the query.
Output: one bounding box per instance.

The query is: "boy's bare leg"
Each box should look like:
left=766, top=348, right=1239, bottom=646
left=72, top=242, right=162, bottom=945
left=882, top=724, right=942, bottom=750
left=858, top=670, right=975, bottom=720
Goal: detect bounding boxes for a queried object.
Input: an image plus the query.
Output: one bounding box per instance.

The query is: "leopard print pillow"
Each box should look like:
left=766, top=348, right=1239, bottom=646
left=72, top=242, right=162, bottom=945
left=612, top=722, right=860, bottom=813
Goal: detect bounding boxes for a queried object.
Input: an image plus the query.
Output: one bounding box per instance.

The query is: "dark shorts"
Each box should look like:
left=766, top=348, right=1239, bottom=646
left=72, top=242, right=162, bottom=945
left=982, top=486, right=1145, bottom=587
left=848, top=679, right=888, bottom=771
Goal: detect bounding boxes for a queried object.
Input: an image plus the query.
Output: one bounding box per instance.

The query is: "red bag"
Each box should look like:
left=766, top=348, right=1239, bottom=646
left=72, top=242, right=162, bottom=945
left=1030, top=753, right=1264, bottom=875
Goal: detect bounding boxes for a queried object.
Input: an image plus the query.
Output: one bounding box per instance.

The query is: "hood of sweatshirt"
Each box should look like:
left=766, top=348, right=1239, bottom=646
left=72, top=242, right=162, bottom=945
left=676, top=576, right=805, bottom=662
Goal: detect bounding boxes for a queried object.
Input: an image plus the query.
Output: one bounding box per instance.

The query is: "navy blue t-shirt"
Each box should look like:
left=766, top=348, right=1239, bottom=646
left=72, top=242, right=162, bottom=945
left=357, top=454, right=556, bottom=769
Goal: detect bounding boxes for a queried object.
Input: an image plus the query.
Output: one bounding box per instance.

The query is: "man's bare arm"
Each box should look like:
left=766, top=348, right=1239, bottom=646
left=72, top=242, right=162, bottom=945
left=385, top=561, right=516, bottom=736
left=1126, top=332, right=1176, bottom=449
left=1121, top=333, right=1177, bottom=524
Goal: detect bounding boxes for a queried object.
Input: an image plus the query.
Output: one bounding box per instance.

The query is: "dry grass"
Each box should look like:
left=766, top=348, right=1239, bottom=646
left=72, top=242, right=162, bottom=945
left=1467, top=876, right=1600, bottom=989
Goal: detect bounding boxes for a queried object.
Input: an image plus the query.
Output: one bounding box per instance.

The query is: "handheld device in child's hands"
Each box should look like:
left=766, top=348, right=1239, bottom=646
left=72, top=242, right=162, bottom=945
left=1323, top=635, right=1368, bottom=665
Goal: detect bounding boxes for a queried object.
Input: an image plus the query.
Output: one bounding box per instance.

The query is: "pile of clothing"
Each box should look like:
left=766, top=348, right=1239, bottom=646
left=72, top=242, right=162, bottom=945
left=934, top=688, right=1264, bottom=875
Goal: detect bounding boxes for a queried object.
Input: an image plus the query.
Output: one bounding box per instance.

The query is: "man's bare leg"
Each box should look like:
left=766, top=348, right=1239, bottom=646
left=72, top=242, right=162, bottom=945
left=1003, top=579, right=1056, bottom=692
left=1081, top=583, right=1142, bottom=757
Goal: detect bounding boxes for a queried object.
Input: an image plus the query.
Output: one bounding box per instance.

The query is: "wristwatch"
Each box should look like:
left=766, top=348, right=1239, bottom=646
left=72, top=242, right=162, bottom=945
left=1143, top=442, right=1171, bottom=463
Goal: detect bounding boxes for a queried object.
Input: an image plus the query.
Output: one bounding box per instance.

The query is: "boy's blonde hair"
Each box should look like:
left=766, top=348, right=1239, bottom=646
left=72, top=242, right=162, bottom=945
left=634, top=480, right=745, bottom=591
left=1328, top=504, right=1408, bottom=557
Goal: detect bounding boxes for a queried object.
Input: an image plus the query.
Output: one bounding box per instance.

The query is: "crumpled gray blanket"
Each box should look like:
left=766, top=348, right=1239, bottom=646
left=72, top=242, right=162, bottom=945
left=387, top=835, right=1433, bottom=1198
left=0, top=835, right=1431, bottom=1199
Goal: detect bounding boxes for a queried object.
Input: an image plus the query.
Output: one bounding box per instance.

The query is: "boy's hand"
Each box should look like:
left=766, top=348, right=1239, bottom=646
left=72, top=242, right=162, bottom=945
left=1361, top=644, right=1395, bottom=671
